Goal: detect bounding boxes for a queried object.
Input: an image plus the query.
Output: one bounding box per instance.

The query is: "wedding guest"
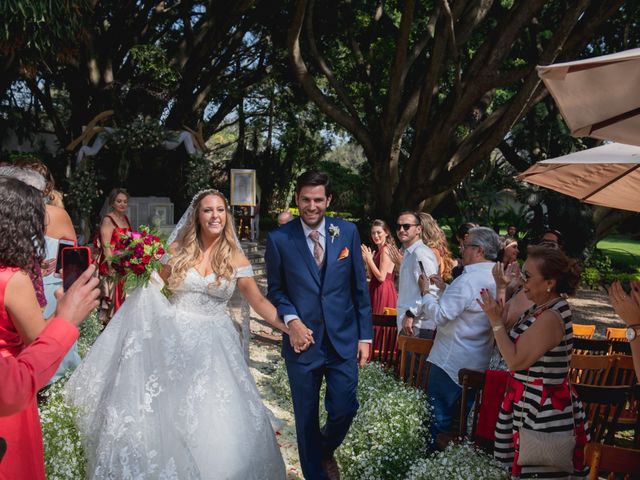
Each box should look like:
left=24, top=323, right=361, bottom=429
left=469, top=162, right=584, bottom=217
left=16, top=159, right=80, bottom=383
left=478, top=245, right=588, bottom=478
left=277, top=210, right=294, bottom=226
left=361, top=219, right=397, bottom=314
left=0, top=267, right=100, bottom=417
left=609, top=281, right=640, bottom=379
left=396, top=211, right=439, bottom=338
left=498, top=236, right=519, bottom=267
left=418, top=212, right=454, bottom=281
left=0, top=176, right=98, bottom=480
left=540, top=228, right=563, bottom=247
left=507, top=225, right=518, bottom=238
left=451, top=222, right=478, bottom=279
left=96, top=188, right=132, bottom=319
left=417, top=226, right=500, bottom=449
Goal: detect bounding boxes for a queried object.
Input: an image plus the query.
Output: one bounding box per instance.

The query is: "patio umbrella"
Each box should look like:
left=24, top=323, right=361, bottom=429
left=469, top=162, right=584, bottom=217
left=537, top=48, right=640, bottom=146
left=517, top=143, right=640, bottom=213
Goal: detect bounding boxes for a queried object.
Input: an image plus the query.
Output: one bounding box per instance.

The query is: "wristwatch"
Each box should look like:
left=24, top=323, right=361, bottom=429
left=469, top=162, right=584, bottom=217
left=625, top=324, right=640, bottom=341
left=405, top=309, right=416, bottom=319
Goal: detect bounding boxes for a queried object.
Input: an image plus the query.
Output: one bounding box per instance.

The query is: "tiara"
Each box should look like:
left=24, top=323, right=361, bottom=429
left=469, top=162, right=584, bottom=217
left=190, top=188, right=229, bottom=208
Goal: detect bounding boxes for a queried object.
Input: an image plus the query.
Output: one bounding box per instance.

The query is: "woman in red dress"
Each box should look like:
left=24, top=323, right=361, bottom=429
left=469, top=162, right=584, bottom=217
left=361, top=219, right=397, bottom=314
left=0, top=176, right=50, bottom=480
left=96, top=188, right=132, bottom=319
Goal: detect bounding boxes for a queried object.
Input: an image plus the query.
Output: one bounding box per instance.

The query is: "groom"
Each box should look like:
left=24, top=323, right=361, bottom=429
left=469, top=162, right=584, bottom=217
left=266, top=171, right=372, bottom=480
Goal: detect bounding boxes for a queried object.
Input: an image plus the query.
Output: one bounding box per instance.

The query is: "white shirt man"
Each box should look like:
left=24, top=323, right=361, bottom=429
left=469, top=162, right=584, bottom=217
left=417, top=226, right=500, bottom=448
left=395, top=212, right=439, bottom=337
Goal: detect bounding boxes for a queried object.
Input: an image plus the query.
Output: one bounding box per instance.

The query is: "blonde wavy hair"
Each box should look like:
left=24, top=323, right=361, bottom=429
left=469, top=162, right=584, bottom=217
left=168, top=190, right=240, bottom=290
left=418, top=212, right=454, bottom=280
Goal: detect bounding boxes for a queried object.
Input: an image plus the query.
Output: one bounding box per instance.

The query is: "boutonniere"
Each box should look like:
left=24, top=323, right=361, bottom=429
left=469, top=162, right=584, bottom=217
left=328, top=223, right=340, bottom=243
left=338, top=247, right=349, bottom=260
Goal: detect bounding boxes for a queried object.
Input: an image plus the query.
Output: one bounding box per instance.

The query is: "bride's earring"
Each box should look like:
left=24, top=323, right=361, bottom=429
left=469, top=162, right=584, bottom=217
left=546, top=286, right=551, bottom=293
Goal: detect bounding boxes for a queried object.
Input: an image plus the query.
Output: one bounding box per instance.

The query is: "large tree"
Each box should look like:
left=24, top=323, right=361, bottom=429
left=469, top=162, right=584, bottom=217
left=287, top=0, right=632, bottom=218
left=5, top=1, right=271, bottom=148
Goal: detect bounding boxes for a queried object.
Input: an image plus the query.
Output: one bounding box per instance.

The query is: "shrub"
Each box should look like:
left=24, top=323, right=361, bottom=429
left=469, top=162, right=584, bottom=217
left=405, top=441, right=509, bottom=480
left=580, top=267, right=601, bottom=290
left=39, top=372, right=86, bottom=479
left=77, top=310, right=103, bottom=358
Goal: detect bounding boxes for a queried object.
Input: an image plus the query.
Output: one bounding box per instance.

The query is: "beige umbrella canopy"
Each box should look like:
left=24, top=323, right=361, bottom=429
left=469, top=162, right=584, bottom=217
left=517, top=143, right=640, bottom=213
left=537, top=48, right=640, bottom=146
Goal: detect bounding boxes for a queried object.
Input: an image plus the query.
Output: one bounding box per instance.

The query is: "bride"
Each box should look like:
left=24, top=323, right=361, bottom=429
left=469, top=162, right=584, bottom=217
left=65, top=190, right=309, bottom=479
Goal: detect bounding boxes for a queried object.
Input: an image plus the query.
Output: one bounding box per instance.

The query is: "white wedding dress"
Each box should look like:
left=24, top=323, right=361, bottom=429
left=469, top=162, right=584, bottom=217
left=64, top=266, right=286, bottom=479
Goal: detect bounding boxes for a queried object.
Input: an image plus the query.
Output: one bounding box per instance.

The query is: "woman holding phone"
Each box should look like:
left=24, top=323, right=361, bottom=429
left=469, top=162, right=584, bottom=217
left=0, top=176, right=54, bottom=480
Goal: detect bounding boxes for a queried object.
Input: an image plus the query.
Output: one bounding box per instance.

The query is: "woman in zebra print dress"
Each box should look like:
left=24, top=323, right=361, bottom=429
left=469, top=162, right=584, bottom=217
left=478, top=245, right=588, bottom=479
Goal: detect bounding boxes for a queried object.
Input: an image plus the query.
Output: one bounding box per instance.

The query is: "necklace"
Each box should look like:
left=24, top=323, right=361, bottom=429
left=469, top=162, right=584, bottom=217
left=533, top=296, right=562, bottom=316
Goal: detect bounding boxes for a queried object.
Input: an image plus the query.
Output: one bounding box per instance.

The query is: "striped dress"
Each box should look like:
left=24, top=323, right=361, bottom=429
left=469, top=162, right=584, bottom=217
left=494, top=299, right=589, bottom=479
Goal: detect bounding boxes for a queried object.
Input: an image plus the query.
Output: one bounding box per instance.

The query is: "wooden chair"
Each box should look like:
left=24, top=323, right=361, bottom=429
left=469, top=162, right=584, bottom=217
left=585, top=443, right=640, bottom=480
left=369, top=314, right=398, bottom=366
left=610, top=356, right=639, bottom=447
left=569, top=354, right=615, bottom=386
left=382, top=307, right=397, bottom=316
left=611, top=355, right=638, bottom=386
left=572, top=338, right=611, bottom=356
left=457, top=369, right=486, bottom=441
left=396, top=336, right=433, bottom=391
left=607, top=328, right=628, bottom=340
left=610, top=339, right=632, bottom=355
left=573, top=323, right=596, bottom=339
left=574, top=384, right=631, bottom=445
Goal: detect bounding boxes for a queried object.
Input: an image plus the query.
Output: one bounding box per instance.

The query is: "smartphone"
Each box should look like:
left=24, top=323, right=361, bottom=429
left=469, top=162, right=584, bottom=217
left=418, top=260, right=426, bottom=276
left=62, top=246, right=91, bottom=291
left=55, top=238, right=76, bottom=273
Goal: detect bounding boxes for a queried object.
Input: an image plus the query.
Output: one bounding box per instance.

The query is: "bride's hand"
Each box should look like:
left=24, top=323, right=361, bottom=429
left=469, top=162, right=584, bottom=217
left=288, top=318, right=314, bottom=353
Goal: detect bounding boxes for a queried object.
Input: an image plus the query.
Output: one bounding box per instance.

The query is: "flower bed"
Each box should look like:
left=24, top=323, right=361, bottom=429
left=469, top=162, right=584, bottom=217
left=406, top=441, right=509, bottom=480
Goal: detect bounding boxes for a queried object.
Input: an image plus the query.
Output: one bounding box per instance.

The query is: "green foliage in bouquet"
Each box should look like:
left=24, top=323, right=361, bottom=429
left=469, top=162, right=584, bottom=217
left=406, top=441, right=509, bottom=480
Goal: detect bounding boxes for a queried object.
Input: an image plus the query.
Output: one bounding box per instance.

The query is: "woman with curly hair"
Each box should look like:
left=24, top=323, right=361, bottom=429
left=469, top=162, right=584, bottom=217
left=66, top=189, right=301, bottom=478
left=418, top=212, right=454, bottom=281
left=361, top=219, right=398, bottom=314
left=0, top=176, right=50, bottom=480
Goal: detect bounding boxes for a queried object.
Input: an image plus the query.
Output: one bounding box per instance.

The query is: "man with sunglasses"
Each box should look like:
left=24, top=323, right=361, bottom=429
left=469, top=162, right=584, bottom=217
left=395, top=211, right=439, bottom=338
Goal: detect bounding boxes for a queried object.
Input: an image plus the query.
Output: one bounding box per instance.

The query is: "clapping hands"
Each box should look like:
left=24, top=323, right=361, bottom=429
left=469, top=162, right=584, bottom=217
left=492, top=261, right=520, bottom=290
left=287, top=318, right=315, bottom=353
left=609, top=281, right=640, bottom=326
left=476, top=288, right=505, bottom=328
left=387, top=243, right=403, bottom=268
left=361, top=244, right=374, bottom=263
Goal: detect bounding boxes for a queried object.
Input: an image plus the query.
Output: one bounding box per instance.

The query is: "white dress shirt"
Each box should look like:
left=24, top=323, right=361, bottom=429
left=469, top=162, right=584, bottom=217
left=420, top=261, right=496, bottom=385
left=396, top=241, right=439, bottom=331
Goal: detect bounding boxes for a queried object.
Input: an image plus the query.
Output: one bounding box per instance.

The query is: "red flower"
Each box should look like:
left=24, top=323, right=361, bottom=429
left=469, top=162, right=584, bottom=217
left=142, top=255, right=152, bottom=264
left=132, top=263, right=146, bottom=275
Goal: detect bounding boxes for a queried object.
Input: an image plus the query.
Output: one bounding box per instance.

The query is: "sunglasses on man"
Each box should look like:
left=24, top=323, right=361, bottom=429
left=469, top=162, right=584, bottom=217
left=396, top=223, right=419, bottom=231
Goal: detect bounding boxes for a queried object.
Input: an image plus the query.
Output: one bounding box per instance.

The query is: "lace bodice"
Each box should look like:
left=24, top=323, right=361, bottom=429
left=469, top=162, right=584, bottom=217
left=170, top=265, right=253, bottom=316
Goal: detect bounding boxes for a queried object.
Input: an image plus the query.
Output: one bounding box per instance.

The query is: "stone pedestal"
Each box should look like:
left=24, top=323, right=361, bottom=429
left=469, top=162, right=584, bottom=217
left=121, top=196, right=176, bottom=235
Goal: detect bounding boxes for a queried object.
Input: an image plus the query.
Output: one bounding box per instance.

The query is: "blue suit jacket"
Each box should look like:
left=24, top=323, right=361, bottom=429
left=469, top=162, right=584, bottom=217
left=266, top=217, right=373, bottom=363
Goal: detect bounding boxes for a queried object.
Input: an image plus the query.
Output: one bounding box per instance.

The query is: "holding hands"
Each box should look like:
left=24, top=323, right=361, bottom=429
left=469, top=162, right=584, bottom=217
left=287, top=318, right=315, bottom=353
left=476, top=288, right=505, bottom=329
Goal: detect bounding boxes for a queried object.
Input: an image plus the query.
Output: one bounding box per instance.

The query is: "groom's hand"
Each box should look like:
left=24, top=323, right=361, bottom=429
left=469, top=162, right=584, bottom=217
left=357, top=342, right=370, bottom=367
left=288, top=319, right=314, bottom=353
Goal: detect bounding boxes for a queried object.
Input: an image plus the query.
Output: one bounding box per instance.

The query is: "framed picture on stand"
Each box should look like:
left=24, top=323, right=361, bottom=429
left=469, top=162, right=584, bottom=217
left=230, top=169, right=256, bottom=206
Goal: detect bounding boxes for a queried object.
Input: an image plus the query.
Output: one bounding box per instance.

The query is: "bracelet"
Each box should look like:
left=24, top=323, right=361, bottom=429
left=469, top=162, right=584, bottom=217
left=492, top=325, right=504, bottom=332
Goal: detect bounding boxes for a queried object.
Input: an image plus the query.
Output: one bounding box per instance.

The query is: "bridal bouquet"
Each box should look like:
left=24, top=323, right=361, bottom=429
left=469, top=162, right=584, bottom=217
left=109, top=225, right=166, bottom=291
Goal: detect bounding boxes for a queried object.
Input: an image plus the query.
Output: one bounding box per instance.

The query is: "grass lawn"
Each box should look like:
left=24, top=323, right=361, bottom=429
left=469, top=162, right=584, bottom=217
left=597, top=234, right=640, bottom=272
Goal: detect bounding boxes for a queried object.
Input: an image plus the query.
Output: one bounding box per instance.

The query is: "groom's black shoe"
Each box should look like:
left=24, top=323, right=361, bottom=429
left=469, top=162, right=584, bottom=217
left=321, top=455, right=340, bottom=480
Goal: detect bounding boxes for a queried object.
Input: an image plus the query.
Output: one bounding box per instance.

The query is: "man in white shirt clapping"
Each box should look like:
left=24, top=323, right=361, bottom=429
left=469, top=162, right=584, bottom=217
left=417, top=226, right=501, bottom=449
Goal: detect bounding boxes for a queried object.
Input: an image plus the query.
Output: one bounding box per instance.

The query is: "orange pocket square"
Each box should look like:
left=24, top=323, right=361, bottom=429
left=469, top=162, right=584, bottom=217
left=338, top=247, right=349, bottom=260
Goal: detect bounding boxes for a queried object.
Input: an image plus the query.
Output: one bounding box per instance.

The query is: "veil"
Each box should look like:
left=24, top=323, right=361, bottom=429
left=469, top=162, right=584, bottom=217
left=164, top=190, right=252, bottom=363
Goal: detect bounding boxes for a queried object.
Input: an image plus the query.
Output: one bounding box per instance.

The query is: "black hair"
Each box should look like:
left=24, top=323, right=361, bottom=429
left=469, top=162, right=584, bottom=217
left=455, top=222, right=477, bottom=242
left=541, top=228, right=564, bottom=246
left=295, top=171, right=332, bottom=197
left=0, top=176, right=46, bottom=274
